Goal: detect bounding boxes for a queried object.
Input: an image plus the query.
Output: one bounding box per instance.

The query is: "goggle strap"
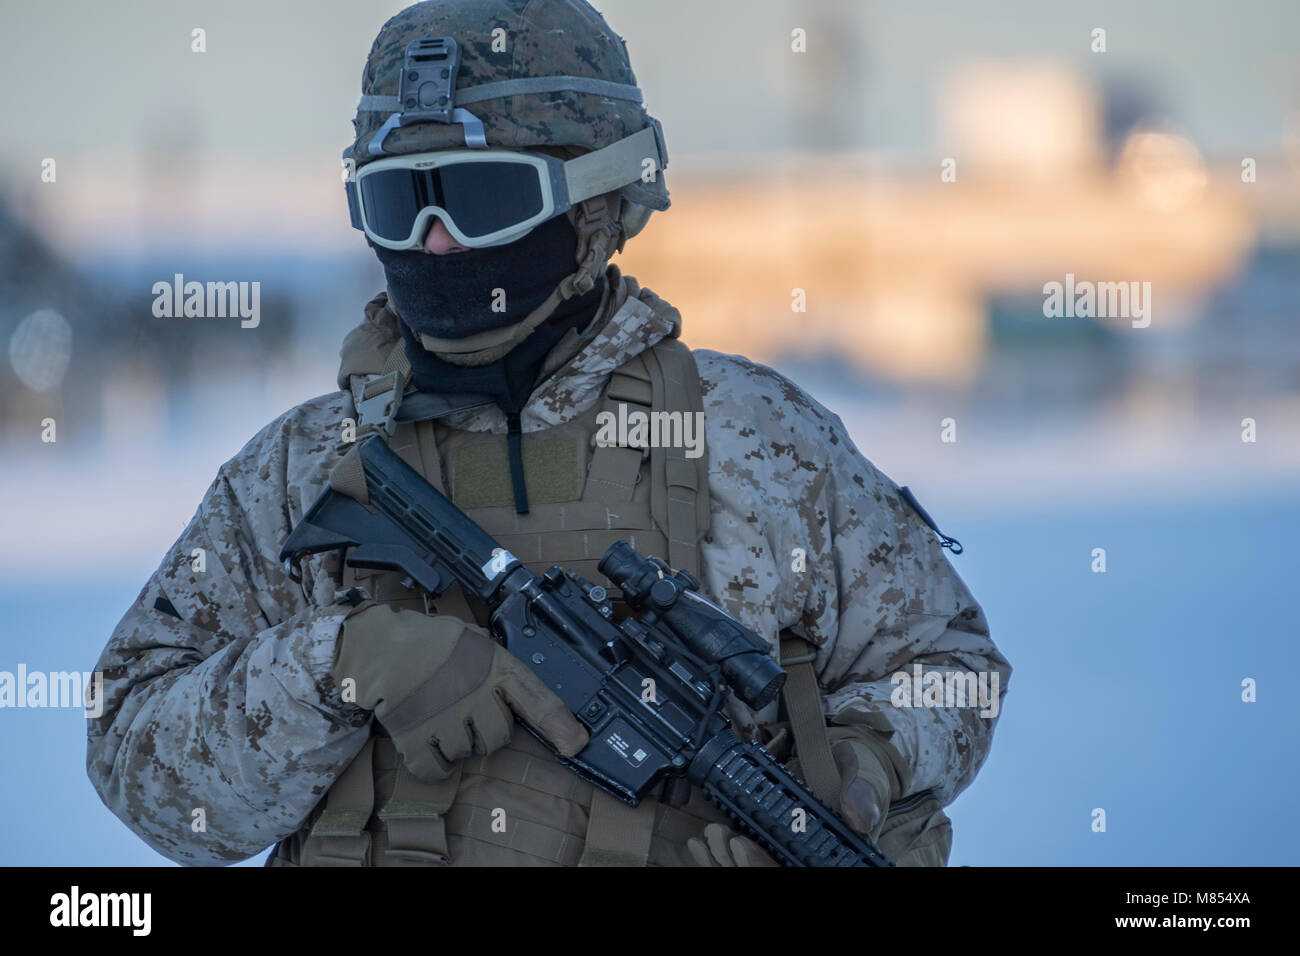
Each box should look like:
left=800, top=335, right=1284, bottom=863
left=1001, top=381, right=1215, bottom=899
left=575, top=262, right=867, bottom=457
left=564, top=127, right=663, bottom=204
left=345, top=179, right=363, bottom=230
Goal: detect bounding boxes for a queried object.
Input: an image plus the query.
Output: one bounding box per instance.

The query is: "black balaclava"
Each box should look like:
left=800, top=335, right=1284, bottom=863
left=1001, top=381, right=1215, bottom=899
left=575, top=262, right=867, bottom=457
left=375, top=214, right=606, bottom=514
left=373, top=213, right=585, bottom=341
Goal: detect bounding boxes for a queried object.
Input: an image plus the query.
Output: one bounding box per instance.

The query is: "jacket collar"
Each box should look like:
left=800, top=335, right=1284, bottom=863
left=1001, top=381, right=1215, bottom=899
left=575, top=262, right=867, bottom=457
left=337, top=265, right=681, bottom=434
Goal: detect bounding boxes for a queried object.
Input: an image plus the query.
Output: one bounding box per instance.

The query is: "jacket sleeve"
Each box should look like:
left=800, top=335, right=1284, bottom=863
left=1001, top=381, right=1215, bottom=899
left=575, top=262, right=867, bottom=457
left=86, top=412, right=371, bottom=865
left=794, top=412, right=1012, bottom=806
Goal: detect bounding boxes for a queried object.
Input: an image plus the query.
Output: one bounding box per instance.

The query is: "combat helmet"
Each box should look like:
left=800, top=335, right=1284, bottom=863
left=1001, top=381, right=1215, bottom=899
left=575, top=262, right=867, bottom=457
left=344, top=0, right=669, bottom=351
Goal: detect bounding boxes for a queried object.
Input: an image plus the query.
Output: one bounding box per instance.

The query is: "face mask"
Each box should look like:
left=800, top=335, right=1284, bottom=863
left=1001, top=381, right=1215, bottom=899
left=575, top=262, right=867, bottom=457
left=371, top=213, right=581, bottom=342
left=390, top=252, right=605, bottom=521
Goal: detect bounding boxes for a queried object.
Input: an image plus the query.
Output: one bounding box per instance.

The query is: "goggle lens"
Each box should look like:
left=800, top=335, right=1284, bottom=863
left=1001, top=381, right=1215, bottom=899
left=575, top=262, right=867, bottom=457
left=359, top=161, right=546, bottom=244
left=439, top=162, right=545, bottom=238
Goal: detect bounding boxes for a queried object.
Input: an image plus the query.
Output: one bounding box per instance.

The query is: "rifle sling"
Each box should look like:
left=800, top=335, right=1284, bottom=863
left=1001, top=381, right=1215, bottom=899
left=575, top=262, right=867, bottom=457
left=780, top=632, right=841, bottom=807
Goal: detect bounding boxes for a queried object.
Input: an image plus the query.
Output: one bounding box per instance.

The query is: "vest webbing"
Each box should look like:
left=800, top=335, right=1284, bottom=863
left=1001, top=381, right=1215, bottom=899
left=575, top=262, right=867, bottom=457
left=286, top=338, right=848, bottom=866
left=578, top=790, right=657, bottom=867
left=299, top=737, right=375, bottom=866
left=293, top=333, right=711, bottom=866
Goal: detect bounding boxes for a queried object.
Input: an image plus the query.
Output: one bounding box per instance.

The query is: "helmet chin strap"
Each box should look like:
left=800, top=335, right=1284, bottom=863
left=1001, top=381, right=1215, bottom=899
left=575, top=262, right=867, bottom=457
left=416, top=194, right=623, bottom=367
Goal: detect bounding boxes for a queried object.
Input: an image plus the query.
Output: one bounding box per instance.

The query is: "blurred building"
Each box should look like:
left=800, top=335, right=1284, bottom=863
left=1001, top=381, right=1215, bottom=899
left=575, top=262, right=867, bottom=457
left=4, top=53, right=1297, bottom=444
left=616, top=61, right=1266, bottom=403
left=0, top=197, right=295, bottom=447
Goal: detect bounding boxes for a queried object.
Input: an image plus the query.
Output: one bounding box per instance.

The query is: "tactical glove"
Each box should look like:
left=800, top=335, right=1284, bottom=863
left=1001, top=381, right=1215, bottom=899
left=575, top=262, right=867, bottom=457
left=685, top=726, right=902, bottom=866
left=686, top=823, right=779, bottom=867
left=333, top=603, right=589, bottom=781
left=828, top=723, right=911, bottom=840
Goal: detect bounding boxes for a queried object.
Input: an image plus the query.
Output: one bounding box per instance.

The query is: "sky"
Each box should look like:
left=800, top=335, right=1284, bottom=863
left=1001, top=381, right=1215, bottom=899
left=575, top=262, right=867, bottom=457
left=1, top=0, right=1295, bottom=171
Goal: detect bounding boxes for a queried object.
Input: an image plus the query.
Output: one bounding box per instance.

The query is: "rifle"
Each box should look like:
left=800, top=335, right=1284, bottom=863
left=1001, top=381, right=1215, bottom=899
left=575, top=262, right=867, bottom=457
left=281, top=435, right=893, bottom=867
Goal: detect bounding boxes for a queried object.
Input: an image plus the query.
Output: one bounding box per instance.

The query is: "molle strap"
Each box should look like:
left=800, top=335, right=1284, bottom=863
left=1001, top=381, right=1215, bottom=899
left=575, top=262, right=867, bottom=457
left=582, top=447, right=640, bottom=502
left=302, top=737, right=377, bottom=866
left=605, top=353, right=654, bottom=407
left=585, top=354, right=652, bottom=505
left=377, top=757, right=463, bottom=866
left=643, top=340, right=709, bottom=577
left=579, top=789, right=657, bottom=867
left=444, top=802, right=586, bottom=865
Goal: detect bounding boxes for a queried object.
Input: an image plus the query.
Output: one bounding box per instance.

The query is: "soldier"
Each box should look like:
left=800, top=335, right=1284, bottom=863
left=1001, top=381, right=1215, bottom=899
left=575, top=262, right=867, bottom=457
left=87, top=0, right=1011, bottom=867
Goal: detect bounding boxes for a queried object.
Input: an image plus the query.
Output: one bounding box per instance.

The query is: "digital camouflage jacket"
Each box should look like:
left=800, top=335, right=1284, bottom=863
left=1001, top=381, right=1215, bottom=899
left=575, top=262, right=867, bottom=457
left=87, top=269, right=1011, bottom=865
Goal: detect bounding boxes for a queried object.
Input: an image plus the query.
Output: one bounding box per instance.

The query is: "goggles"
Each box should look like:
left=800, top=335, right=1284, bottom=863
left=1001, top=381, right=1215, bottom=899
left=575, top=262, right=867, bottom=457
left=346, top=125, right=664, bottom=250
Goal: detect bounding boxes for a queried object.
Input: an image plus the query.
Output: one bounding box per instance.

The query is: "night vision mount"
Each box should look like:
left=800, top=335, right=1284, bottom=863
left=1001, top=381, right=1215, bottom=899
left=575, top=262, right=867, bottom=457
left=368, top=37, right=487, bottom=154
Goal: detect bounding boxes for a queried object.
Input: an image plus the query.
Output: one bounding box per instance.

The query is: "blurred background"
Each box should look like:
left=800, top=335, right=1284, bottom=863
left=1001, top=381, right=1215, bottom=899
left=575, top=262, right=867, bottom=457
left=1, top=0, right=1297, bottom=865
